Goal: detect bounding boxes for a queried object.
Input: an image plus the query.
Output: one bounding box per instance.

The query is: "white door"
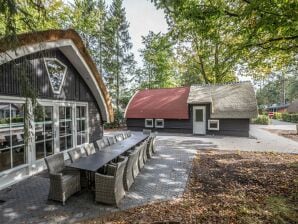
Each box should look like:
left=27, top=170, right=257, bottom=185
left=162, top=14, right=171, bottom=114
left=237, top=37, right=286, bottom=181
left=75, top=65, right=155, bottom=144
left=193, top=106, right=206, bottom=134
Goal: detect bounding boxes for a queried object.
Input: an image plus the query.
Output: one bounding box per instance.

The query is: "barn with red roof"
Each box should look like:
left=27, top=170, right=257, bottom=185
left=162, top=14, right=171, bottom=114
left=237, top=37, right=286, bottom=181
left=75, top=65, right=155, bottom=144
left=125, top=82, right=258, bottom=137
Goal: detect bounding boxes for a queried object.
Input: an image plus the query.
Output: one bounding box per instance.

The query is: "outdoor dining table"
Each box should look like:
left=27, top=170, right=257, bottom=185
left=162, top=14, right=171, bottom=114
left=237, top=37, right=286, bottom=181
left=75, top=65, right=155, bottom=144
left=66, top=133, right=149, bottom=172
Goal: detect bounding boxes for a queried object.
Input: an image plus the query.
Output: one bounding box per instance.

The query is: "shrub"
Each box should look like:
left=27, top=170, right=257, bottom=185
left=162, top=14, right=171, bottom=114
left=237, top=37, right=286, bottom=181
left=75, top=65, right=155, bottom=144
left=273, top=112, right=282, bottom=120
left=289, top=114, right=298, bottom=123
left=251, top=115, right=270, bottom=125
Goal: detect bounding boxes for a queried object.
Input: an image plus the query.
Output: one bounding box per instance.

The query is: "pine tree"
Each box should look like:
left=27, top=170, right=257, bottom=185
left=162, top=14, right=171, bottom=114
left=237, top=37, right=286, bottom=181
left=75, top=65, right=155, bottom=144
left=103, top=0, right=135, bottom=118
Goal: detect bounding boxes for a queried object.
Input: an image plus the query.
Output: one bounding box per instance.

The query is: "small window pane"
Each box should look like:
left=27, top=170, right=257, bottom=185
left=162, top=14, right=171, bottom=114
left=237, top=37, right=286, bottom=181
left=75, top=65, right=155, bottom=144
left=12, top=146, right=25, bottom=167
left=66, top=135, right=72, bottom=149
left=60, top=137, right=66, bottom=151
left=195, top=109, right=203, bottom=122
left=0, top=147, right=11, bottom=171
left=45, top=140, right=53, bottom=156
left=210, top=122, right=218, bottom=129
left=35, top=142, right=45, bottom=160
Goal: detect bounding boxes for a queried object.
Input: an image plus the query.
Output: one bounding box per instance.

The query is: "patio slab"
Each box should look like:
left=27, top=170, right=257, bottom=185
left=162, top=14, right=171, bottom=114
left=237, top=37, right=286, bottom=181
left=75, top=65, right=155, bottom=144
left=0, top=135, right=199, bottom=224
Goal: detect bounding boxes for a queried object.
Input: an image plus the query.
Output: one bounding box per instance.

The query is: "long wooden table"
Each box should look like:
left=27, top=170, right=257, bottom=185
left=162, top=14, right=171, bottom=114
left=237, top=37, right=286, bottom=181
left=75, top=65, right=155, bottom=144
left=66, top=133, right=149, bottom=172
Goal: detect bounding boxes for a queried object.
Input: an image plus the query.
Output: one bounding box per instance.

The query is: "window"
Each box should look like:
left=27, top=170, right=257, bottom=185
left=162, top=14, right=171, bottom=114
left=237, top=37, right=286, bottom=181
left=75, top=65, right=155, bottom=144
left=76, top=106, right=87, bottom=146
left=155, top=119, right=164, bottom=128
left=0, top=103, right=26, bottom=172
left=59, top=106, right=73, bottom=151
left=195, top=109, right=203, bottom=122
left=145, top=119, right=153, bottom=128
left=208, top=120, right=219, bottom=131
left=34, top=106, right=54, bottom=160
left=44, top=58, right=67, bottom=94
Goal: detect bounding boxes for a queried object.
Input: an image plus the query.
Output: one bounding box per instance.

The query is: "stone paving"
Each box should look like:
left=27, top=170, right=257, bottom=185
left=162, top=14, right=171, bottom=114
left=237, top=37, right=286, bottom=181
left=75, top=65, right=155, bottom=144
left=0, top=134, right=200, bottom=224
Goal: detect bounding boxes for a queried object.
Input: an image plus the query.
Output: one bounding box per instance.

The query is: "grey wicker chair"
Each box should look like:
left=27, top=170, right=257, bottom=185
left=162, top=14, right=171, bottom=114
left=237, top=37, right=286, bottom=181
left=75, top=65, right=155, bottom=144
left=151, top=134, right=157, bottom=153
left=44, top=153, right=81, bottom=205
left=108, top=136, right=116, bottom=145
left=123, top=149, right=138, bottom=191
left=115, top=134, right=123, bottom=142
left=67, top=147, right=88, bottom=188
left=132, top=146, right=141, bottom=178
left=103, top=137, right=110, bottom=146
left=96, top=139, right=106, bottom=151
left=68, top=147, right=85, bottom=163
left=95, top=157, right=128, bottom=206
left=146, top=136, right=153, bottom=159
left=84, top=143, right=96, bottom=155
left=138, top=142, right=146, bottom=170
left=143, top=129, right=151, bottom=135
left=143, top=140, right=148, bottom=163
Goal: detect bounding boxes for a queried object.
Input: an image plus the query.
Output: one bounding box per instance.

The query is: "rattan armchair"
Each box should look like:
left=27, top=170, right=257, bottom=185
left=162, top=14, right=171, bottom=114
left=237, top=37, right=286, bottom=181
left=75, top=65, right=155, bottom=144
left=67, top=147, right=88, bottom=188
left=96, top=139, right=106, bottom=151
left=132, top=146, right=141, bottom=178
left=142, top=140, right=148, bottom=163
left=123, top=149, right=139, bottom=191
left=108, top=136, right=116, bottom=145
left=146, top=136, right=153, bottom=159
left=95, top=157, right=128, bottom=206
left=138, top=142, right=146, bottom=170
left=84, top=143, right=96, bottom=155
left=44, top=153, right=81, bottom=205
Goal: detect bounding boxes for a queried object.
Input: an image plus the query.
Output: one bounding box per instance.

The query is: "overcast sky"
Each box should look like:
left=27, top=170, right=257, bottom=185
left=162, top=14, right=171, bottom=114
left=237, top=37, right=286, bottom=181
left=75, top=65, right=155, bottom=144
left=106, top=0, right=168, bottom=66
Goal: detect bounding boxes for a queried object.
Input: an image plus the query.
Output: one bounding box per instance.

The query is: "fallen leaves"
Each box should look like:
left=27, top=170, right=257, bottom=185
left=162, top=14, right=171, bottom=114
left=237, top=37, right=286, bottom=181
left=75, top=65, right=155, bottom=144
left=81, top=150, right=298, bottom=224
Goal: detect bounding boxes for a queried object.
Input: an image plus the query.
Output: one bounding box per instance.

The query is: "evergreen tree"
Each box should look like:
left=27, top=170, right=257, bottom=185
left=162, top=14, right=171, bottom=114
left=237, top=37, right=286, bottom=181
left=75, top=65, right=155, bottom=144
left=103, top=0, right=135, bottom=115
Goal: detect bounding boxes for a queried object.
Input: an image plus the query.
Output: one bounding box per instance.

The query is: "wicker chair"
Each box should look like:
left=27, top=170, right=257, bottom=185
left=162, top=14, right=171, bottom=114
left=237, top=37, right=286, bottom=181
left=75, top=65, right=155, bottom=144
left=138, top=142, right=146, bottom=170
left=67, top=147, right=88, bottom=188
left=146, top=136, right=153, bottom=159
left=44, top=153, right=81, bottom=205
left=68, top=147, right=85, bottom=163
left=132, top=146, right=141, bottom=178
left=115, top=134, right=124, bottom=142
left=108, top=136, right=116, bottom=145
left=84, top=143, right=96, bottom=155
left=142, top=140, right=149, bottom=163
left=127, top=131, right=131, bottom=137
left=102, top=137, right=110, bottom=146
left=95, top=157, right=128, bottom=206
left=151, top=134, right=157, bottom=153
left=123, top=149, right=138, bottom=191
left=143, top=129, right=151, bottom=135
left=96, top=139, right=106, bottom=151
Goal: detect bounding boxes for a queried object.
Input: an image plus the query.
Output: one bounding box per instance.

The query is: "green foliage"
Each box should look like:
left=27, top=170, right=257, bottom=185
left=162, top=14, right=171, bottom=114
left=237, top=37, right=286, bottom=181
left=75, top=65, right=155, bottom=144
left=140, top=32, right=177, bottom=88
left=281, top=113, right=298, bottom=123
left=151, top=0, right=298, bottom=84
left=251, top=115, right=270, bottom=125
left=256, top=73, right=298, bottom=106
left=273, top=112, right=283, bottom=120
left=102, top=0, right=135, bottom=112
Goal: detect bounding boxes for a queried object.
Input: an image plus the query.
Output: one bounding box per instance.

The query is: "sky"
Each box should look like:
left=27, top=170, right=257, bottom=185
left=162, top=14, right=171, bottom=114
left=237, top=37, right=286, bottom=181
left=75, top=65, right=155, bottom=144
left=106, top=0, right=168, bottom=66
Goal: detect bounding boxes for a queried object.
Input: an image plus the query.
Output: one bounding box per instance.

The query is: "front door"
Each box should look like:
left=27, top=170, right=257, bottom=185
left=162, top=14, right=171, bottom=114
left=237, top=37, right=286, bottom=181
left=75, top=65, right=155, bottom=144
left=193, top=106, right=206, bottom=134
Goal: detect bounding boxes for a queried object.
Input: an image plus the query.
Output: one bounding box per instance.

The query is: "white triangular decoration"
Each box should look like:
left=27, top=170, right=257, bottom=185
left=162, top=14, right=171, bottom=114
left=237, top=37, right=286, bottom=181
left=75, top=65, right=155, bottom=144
left=44, top=58, right=67, bottom=94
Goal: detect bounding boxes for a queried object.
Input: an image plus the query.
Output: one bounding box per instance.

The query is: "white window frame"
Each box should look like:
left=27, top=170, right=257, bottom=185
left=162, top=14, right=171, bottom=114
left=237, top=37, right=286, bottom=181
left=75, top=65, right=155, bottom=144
left=155, top=119, right=164, bottom=128
left=44, top=58, right=68, bottom=95
left=145, top=119, right=153, bottom=128
left=208, top=119, right=219, bottom=131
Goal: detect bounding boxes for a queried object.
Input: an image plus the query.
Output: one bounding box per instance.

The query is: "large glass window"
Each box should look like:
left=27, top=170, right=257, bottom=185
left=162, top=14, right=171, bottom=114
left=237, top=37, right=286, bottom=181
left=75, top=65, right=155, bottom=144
left=34, top=106, right=54, bottom=160
left=59, top=106, right=73, bottom=151
left=76, top=106, right=87, bottom=146
left=0, top=103, right=25, bottom=172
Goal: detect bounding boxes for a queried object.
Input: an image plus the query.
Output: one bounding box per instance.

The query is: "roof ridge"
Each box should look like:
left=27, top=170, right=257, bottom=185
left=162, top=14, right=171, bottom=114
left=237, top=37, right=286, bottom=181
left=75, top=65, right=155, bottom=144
left=191, top=81, right=251, bottom=87
left=139, top=86, right=190, bottom=91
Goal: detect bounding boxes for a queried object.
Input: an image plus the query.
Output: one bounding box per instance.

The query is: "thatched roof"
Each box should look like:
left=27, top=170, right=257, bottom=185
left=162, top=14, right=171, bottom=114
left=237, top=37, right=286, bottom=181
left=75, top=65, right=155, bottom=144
left=287, top=99, right=298, bottom=113
left=188, top=82, right=258, bottom=119
left=0, top=29, right=113, bottom=122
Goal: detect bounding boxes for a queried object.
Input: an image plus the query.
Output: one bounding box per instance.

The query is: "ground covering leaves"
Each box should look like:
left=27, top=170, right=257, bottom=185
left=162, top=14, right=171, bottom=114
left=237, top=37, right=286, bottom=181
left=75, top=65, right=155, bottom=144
left=82, top=150, right=298, bottom=224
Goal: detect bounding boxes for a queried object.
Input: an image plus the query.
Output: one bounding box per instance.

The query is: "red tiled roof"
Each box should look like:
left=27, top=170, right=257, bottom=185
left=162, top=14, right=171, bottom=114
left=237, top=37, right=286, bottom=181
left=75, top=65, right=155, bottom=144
left=125, top=87, right=190, bottom=119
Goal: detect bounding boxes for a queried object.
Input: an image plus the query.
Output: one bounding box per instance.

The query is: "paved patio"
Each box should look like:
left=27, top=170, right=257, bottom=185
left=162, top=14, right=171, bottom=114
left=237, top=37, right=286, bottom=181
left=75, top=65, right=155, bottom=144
left=0, top=129, right=296, bottom=224
left=0, top=135, right=200, bottom=224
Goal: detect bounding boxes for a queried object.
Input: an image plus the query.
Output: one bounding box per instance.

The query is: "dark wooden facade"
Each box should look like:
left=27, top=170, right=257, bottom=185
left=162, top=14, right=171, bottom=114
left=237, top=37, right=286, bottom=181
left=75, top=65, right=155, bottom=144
left=0, top=48, right=103, bottom=141
left=127, top=104, right=250, bottom=137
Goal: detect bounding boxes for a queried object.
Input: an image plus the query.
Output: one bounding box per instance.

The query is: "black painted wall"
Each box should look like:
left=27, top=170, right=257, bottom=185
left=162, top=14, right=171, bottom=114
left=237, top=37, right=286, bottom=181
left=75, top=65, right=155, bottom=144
left=127, top=103, right=250, bottom=137
left=0, top=48, right=103, bottom=141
